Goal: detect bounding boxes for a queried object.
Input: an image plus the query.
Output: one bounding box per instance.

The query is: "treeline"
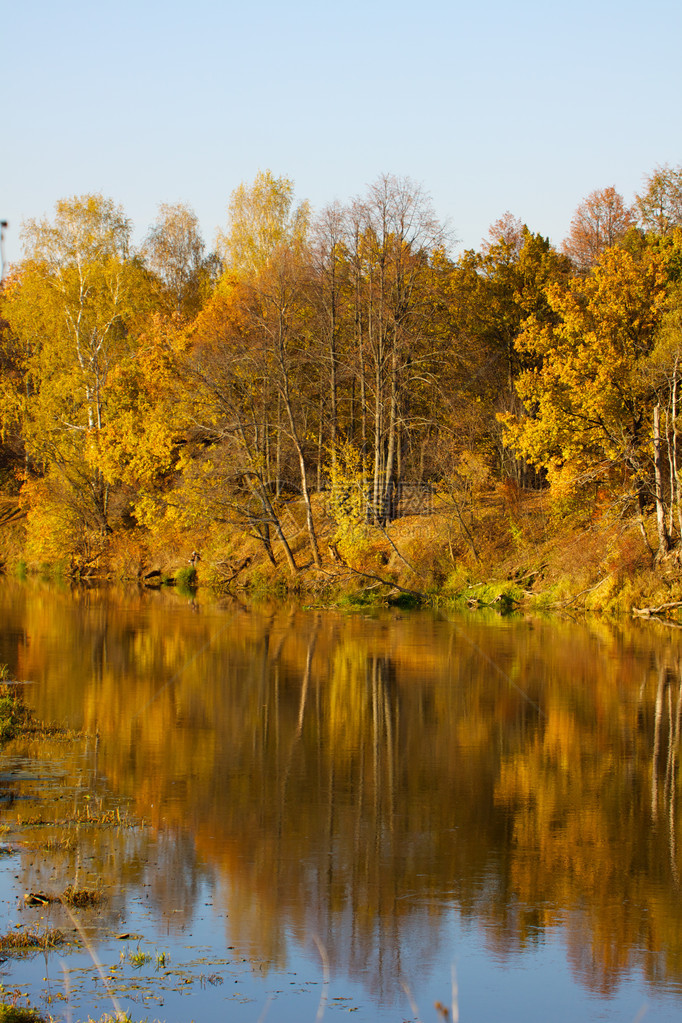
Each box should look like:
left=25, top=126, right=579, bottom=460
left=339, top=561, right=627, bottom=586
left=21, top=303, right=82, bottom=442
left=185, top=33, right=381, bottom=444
left=1, top=166, right=682, bottom=579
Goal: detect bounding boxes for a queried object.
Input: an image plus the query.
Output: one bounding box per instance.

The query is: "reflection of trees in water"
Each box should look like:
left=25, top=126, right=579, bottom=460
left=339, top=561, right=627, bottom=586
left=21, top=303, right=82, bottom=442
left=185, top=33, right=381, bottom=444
left=231, top=639, right=517, bottom=1001
left=171, top=629, right=464, bottom=1000
left=648, top=653, right=682, bottom=884
left=5, top=584, right=682, bottom=1001
left=143, top=827, right=211, bottom=933
left=493, top=637, right=682, bottom=997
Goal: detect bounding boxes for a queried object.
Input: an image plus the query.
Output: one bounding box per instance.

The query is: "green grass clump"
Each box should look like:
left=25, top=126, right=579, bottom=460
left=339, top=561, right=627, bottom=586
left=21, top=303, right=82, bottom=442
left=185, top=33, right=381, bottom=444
left=0, top=1005, right=46, bottom=1023
left=174, top=565, right=198, bottom=594
left=337, top=587, right=385, bottom=608
left=0, top=667, right=31, bottom=744
left=246, top=571, right=288, bottom=599
left=387, top=591, right=424, bottom=609
left=128, top=948, right=152, bottom=968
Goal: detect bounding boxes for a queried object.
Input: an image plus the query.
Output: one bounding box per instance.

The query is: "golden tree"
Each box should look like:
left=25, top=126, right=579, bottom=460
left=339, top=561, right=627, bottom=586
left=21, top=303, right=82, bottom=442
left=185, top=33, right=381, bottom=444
left=1, top=195, right=153, bottom=563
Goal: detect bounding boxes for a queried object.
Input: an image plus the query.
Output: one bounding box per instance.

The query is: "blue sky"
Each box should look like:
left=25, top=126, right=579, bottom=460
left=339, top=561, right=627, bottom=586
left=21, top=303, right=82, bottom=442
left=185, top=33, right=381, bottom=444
left=2, top=0, right=681, bottom=268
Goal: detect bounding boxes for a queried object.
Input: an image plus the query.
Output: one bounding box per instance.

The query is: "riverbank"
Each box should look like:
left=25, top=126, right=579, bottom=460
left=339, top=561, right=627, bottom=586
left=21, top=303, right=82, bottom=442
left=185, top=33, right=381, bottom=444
left=3, top=487, right=682, bottom=619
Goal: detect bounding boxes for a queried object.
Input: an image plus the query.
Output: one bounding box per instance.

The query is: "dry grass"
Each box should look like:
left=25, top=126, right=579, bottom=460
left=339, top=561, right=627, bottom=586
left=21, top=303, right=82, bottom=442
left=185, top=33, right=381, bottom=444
left=0, top=928, right=66, bottom=953
left=24, top=885, right=104, bottom=908
left=40, top=834, right=76, bottom=852
left=61, top=884, right=105, bottom=907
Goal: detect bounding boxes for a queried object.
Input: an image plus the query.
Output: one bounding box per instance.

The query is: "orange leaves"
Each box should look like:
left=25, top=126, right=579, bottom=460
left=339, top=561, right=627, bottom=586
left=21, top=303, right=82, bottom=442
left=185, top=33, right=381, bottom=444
left=562, top=186, right=635, bottom=271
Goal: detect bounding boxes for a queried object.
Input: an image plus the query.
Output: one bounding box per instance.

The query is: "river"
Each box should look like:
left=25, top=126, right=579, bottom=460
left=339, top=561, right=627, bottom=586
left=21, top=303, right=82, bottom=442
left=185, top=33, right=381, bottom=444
left=0, top=578, right=681, bottom=1022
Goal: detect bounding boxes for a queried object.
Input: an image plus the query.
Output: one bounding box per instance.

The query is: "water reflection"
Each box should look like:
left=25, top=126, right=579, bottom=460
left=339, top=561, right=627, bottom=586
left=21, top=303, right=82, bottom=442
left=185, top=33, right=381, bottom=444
left=2, top=579, right=682, bottom=1010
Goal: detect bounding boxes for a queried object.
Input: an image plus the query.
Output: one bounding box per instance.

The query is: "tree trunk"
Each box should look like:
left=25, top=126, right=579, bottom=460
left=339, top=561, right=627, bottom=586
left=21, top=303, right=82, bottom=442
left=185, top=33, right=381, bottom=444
left=252, top=478, right=298, bottom=575
left=654, top=402, right=671, bottom=555
left=278, top=340, right=322, bottom=569
left=275, top=393, right=282, bottom=499
left=316, top=392, right=324, bottom=492
left=383, top=343, right=399, bottom=522
left=673, top=362, right=682, bottom=541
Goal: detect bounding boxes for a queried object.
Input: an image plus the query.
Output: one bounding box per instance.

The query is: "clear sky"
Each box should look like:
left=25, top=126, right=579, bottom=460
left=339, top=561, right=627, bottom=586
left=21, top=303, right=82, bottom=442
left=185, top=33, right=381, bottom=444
left=2, top=0, right=681, bottom=268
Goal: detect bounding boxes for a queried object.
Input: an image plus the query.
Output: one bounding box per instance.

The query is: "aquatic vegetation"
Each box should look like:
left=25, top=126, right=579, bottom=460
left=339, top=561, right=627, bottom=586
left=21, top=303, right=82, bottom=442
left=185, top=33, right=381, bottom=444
left=71, top=803, right=127, bottom=826
left=24, top=886, right=105, bottom=908
left=127, top=948, right=152, bottom=968
left=81, top=1016, right=142, bottom=1023
left=0, top=667, right=30, bottom=744
left=174, top=566, right=197, bottom=593
left=0, top=1005, right=46, bottom=1023
left=40, top=834, right=76, bottom=852
left=62, top=884, right=105, bottom=907
left=0, top=665, right=77, bottom=745
left=0, top=929, right=66, bottom=953
left=0, top=693, right=30, bottom=742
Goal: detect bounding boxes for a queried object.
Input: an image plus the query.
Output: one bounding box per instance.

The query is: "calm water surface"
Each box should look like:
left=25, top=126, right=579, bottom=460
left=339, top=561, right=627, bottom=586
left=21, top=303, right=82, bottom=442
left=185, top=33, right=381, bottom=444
left=1, top=579, right=682, bottom=1022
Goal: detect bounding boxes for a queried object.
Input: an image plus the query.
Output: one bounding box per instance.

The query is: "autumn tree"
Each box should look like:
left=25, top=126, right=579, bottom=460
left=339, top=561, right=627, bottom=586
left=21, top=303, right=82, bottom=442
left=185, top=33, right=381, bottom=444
left=636, top=164, right=682, bottom=236
left=143, top=202, right=217, bottom=318
left=562, top=186, right=634, bottom=271
left=349, top=174, right=447, bottom=523
left=1, top=195, right=152, bottom=562
left=217, top=170, right=309, bottom=275
left=481, top=212, right=526, bottom=256
left=186, top=282, right=300, bottom=574
left=445, top=222, right=571, bottom=482
left=308, top=202, right=353, bottom=481
left=224, top=173, right=321, bottom=566
left=96, top=313, right=190, bottom=532
left=502, top=246, right=671, bottom=550
left=643, top=286, right=682, bottom=543
left=186, top=172, right=321, bottom=570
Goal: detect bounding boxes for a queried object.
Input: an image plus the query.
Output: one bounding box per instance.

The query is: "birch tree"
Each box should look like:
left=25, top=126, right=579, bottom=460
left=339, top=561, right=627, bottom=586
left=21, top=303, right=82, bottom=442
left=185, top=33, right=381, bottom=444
left=2, top=195, right=147, bottom=550
left=194, top=172, right=322, bottom=569
left=352, top=175, right=446, bottom=524
left=143, top=201, right=216, bottom=318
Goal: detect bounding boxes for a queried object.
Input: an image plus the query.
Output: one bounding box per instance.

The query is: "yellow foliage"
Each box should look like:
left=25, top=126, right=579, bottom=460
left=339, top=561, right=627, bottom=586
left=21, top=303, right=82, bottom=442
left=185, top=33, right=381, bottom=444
left=21, top=474, right=106, bottom=569
left=502, top=246, right=669, bottom=490
left=326, top=441, right=371, bottom=551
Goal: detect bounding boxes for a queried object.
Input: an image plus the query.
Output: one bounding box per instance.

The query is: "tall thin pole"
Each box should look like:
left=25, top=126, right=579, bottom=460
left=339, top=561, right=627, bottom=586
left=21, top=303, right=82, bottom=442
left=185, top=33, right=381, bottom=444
left=0, top=221, right=8, bottom=283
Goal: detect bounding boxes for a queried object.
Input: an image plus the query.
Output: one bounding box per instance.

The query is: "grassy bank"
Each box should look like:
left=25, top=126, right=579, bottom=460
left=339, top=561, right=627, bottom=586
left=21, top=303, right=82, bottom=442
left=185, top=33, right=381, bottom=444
left=2, top=484, right=682, bottom=619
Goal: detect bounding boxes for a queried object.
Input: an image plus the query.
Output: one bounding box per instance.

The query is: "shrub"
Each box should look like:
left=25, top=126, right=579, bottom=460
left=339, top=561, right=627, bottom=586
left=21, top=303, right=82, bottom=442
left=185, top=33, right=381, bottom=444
left=175, top=566, right=197, bottom=592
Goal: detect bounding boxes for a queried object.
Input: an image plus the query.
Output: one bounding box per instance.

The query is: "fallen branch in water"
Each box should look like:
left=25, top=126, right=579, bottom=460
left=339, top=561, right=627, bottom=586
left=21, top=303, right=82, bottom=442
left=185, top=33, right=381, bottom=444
left=633, top=601, right=682, bottom=618
left=639, top=616, right=682, bottom=629
left=467, top=592, right=521, bottom=608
